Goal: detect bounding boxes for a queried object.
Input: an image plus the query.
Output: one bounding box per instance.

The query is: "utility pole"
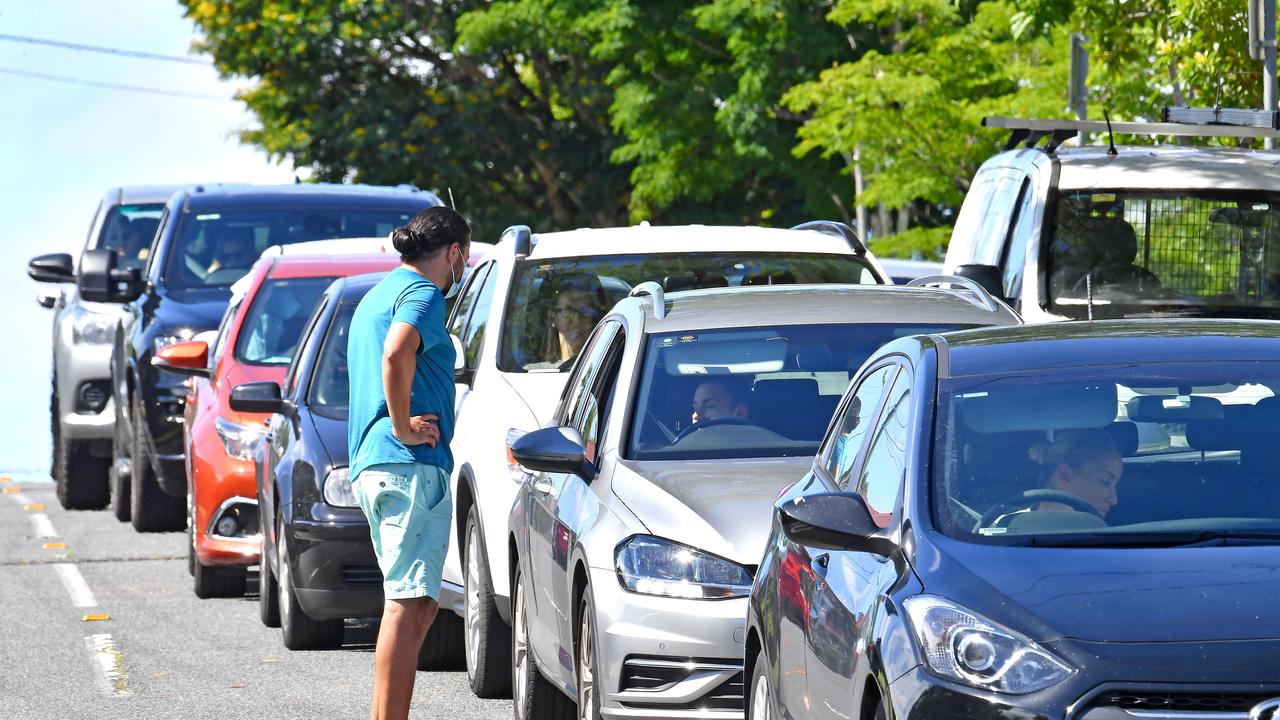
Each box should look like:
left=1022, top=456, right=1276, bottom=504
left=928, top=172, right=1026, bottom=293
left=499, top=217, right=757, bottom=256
left=1249, top=0, right=1277, bottom=148
left=1069, top=34, right=1089, bottom=146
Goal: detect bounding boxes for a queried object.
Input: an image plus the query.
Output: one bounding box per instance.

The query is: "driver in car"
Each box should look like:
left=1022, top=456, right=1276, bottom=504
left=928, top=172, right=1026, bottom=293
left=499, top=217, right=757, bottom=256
left=691, top=378, right=751, bottom=425
left=1031, top=428, right=1123, bottom=518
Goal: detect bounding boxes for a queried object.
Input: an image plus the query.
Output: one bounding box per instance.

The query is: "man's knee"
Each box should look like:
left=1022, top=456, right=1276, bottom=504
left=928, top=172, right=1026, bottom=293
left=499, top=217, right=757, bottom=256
left=387, top=596, right=438, bottom=627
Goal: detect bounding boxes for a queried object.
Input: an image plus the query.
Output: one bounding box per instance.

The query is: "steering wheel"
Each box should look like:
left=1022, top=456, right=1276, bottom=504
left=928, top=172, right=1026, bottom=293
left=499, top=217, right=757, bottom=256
left=978, top=489, right=1102, bottom=528
left=673, top=415, right=756, bottom=442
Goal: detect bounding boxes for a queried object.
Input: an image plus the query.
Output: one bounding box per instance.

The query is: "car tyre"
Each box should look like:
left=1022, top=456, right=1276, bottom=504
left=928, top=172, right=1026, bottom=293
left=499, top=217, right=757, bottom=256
left=465, top=507, right=513, bottom=697
left=129, top=398, right=184, bottom=532
left=54, top=435, right=111, bottom=511
left=749, top=648, right=772, bottom=720
left=512, top=565, right=574, bottom=720
left=278, top=521, right=343, bottom=650
left=110, top=392, right=131, bottom=522
left=193, top=560, right=247, bottom=599
left=186, top=521, right=196, bottom=576
left=576, top=588, right=602, bottom=720
left=259, top=560, right=281, bottom=628
left=418, top=608, right=465, bottom=671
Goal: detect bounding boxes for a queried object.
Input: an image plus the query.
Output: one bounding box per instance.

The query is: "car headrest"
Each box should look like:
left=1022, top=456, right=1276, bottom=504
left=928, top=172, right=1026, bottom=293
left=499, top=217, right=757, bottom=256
left=1096, top=219, right=1139, bottom=265
left=744, top=270, right=796, bottom=286
left=960, top=383, right=1117, bottom=433
left=1127, top=395, right=1223, bottom=423
left=663, top=273, right=729, bottom=292
left=752, top=378, right=820, bottom=405
left=1104, top=421, right=1139, bottom=456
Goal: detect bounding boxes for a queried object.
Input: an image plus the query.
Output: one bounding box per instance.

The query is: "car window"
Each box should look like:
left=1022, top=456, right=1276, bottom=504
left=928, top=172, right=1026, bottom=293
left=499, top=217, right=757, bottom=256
left=462, top=263, right=499, bottom=370
left=573, top=327, right=626, bottom=465
left=949, top=171, right=997, bottom=261
left=1000, top=178, right=1036, bottom=298
left=211, top=300, right=240, bottom=369
left=234, top=277, right=336, bottom=365
left=448, top=262, right=491, bottom=341
left=163, top=207, right=420, bottom=291
left=284, top=293, right=331, bottom=397
left=822, top=364, right=897, bottom=487
left=307, top=301, right=359, bottom=417
left=98, top=203, right=165, bottom=270
left=559, top=321, right=621, bottom=432
left=852, top=370, right=911, bottom=528
left=970, top=170, right=1026, bottom=266
left=499, top=252, right=877, bottom=373
left=628, top=324, right=958, bottom=461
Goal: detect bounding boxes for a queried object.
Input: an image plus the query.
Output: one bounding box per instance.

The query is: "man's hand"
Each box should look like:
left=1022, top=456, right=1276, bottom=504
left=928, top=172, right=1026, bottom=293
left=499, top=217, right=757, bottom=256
left=394, top=413, right=440, bottom=447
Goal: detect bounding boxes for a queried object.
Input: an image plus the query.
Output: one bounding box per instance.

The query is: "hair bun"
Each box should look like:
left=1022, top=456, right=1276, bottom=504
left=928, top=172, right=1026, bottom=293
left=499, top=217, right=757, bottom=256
left=390, top=226, right=416, bottom=255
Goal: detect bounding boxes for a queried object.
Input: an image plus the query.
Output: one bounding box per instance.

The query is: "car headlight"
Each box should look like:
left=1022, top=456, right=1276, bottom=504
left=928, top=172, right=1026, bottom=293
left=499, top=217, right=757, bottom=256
left=903, top=595, right=1073, bottom=694
left=214, top=417, right=266, bottom=462
left=615, top=535, right=752, bottom=600
left=71, top=306, right=116, bottom=345
left=322, top=467, right=358, bottom=507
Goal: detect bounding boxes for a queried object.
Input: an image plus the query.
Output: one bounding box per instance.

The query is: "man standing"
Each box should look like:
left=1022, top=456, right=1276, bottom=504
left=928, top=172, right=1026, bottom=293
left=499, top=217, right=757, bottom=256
left=347, top=206, right=470, bottom=720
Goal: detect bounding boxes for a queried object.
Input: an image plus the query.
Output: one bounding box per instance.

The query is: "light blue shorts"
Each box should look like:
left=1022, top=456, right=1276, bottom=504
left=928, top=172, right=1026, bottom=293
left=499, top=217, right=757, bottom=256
left=352, top=462, right=452, bottom=601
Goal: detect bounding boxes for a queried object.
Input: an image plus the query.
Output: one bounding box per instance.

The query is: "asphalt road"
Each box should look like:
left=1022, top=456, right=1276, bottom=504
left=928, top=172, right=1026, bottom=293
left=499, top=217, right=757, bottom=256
left=0, top=472, right=509, bottom=720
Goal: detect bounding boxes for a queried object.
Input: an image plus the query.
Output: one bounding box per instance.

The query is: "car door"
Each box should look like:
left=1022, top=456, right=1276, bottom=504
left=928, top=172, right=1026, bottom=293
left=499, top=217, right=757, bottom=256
left=775, top=363, right=896, bottom=715
left=806, top=366, right=913, bottom=720
left=524, top=319, right=621, bottom=686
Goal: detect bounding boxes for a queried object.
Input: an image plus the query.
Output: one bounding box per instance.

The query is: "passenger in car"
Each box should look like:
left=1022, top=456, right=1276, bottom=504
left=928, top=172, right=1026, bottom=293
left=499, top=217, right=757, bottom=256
left=1031, top=428, right=1124, bottom=517
left=528, top=272, right=608, bottom=370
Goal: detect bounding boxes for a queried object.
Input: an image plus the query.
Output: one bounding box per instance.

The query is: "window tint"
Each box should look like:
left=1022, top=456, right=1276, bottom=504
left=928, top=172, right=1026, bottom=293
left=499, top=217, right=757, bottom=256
left=211, top=301, right=240, bottom=369
left=824, top=365, right=896, bottom=487
left=448, top=262, right=491, bottom=340
left=1001, top=178, right=1036, bottom=298
left=99, top=203, right=165, bottom=270
left=853, top=371, right=911, bottom=528
left=285, top=294, right=330, bottom=397
left=970, top=170, right=1026, bottom=266
left=462, top=264, right=499, bottom=369
left=560, top=321, right=621, bottom=431
left=308, top=302, right=358, bottom=417
left=235, top=277, right=335, bottom=365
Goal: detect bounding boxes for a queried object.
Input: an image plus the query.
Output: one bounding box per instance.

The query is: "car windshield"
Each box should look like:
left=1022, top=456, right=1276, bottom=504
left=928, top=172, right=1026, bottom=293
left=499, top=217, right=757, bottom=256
left=629, top=323, right=961, bottom=461
left=234, top=277, right=336, bottom=365
left=933, top=363, right=1280, bottom=546
left=99, top=203, right=164, bottom=270
left=1048, top=190, right=1280, bottom=319
left=307, top=301, right=357, bottom=419
left=163, top=208, right=418, bottom=290
left=499, top=252, right=879, bottom=372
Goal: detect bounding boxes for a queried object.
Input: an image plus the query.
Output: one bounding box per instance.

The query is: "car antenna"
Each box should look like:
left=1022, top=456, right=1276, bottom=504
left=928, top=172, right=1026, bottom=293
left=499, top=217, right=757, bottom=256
left=1086, top=272, right=1095, bottom=321
left=1103, top=109, right=1118, bottom=156
left=447, top=187, right=457, bottom=209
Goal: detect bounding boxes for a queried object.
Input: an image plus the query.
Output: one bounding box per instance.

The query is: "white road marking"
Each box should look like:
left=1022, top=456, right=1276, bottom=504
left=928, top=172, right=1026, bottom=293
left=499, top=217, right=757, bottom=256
left=84, top=634, right=129, bottom=697
left=53, top=563, right=98, bottom=608
left=29, top=513, right=57, bottom=538
left=6, top=492, right=33, bottom=505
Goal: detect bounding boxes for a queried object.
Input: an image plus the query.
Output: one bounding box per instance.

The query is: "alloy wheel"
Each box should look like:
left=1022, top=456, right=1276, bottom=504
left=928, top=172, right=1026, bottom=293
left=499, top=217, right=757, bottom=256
left=465, top=521, right=482, bottom=676
left=577, top=605, right=595, bottom=720
left=751, top=670, right=771, bottom=720
left=513, top=580, right=530, bottom=720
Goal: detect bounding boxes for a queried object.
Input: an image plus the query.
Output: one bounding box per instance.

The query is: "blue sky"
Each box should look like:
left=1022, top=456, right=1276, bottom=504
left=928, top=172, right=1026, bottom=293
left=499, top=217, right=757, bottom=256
left=0, top=1, right=294, bottom=476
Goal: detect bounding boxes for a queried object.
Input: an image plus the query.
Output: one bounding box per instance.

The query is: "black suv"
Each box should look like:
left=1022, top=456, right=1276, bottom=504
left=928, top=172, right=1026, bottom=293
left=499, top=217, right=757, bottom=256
left=79, top=183, right=440, bottom=531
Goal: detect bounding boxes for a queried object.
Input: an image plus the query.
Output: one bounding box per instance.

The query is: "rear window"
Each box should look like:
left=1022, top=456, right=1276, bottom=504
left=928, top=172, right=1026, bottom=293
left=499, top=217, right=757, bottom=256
left=234, top=277, right=336, bottom=365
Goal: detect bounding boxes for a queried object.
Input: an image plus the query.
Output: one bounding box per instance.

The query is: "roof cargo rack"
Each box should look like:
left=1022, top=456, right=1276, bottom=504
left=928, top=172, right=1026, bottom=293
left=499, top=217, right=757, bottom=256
left=984, top=113, right=1280, bottom=153
left=790, top=220, right=869, bottom=256
left=907, top=274, right=1008, bottom=315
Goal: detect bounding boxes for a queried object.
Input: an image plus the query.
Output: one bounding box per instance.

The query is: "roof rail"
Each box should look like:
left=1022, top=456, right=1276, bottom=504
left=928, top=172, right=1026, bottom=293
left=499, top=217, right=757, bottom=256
left=503, top=225, right=532, bottom=259
left=790, top=220, right=868, bottom=256
left=906, top=274, right=1003, bottom=313
left=984, top=116, right=1280, bottom=153
left=629, top=281, right=667, bottom=320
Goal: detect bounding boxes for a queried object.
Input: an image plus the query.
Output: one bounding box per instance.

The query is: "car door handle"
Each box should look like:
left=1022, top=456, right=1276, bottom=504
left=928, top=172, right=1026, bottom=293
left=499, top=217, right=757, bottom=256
left=532, top=476, right=553, bottom=495
left=812, top=552, right=831, bottom=578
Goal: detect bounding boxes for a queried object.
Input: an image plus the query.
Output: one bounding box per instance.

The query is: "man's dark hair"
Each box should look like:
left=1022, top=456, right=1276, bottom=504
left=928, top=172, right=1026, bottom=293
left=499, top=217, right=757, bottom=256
left=390, top=206, right=471, bottom=263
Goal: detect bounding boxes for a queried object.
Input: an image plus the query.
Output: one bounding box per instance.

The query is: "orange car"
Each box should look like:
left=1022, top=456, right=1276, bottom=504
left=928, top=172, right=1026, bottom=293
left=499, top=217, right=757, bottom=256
left=156, top=252, right=398, bottom=598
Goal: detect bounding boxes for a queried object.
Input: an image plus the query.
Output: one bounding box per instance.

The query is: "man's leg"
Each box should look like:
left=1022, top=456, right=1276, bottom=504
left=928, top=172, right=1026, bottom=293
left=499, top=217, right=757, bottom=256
left=371, top=596, right=439, bottom=720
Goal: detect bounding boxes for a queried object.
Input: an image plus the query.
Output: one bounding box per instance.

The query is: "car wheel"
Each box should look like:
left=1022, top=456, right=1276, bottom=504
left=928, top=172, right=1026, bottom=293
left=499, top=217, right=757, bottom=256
left=873, top=700, right=887, bottom=720
left=186, top=521, right=195, bottom=576
left=749, top=648, right=772, bottom=720
left=465, top=507, right=513, bottom=697
left=193, top=560, right=247, bottom=599
left=576, top=588, right=602, bottom=720
left=129, top=398, right=184, bottom=532
left=418, top=608, right=465, bottom=671
left=512, top=565, right=574, bottom=720
left=110, top=392, right=131, bottom=522
left=278, top=520, right=343, bottom=650
left=55, top=435, right=111, bottom=511
left=259, top=513, right=281, bottom=628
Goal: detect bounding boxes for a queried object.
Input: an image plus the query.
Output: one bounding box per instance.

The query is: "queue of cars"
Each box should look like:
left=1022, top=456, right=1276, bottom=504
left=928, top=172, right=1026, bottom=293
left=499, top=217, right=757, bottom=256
left=28, top=113, right=1280, bottom=720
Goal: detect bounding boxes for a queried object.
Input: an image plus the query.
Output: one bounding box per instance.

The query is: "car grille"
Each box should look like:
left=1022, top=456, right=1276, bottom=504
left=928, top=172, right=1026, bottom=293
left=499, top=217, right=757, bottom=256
left=340, top=564, right=382, bottom=587
left=1084, top=689, right=1280, bottom=719
left=618, top=657, right=744, bottom=712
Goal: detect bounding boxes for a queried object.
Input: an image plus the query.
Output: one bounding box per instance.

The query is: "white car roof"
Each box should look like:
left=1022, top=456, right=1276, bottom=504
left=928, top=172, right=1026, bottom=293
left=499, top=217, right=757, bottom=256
left=259, top=236, right=394, bottom=256
left=523, top=224, right=858, bottom=260
left=1054, top=145, right=1280, bottom=192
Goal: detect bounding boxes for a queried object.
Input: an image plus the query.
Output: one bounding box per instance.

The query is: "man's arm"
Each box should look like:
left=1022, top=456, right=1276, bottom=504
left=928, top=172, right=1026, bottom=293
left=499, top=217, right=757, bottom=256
left=383, top=322, right=439, bottom=447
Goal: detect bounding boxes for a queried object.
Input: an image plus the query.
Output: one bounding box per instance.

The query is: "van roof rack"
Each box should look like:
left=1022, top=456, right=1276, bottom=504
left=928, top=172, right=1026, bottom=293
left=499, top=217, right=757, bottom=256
left=629, top=281, right=667, bottom=320
left=984, top=113, right=1280, bottom=153
left=790, top=220, right=869, bottom=256
left=906, top=274, right=1007, bottom=314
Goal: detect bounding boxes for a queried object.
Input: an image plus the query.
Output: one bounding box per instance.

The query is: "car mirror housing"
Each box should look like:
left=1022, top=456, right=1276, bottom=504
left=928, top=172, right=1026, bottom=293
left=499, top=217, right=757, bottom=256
left=229, top=381, right=286, bottom=415
left=78, top=248, right=144, bottom=303
left=28, top=253, right=76, bottom=284
left=451, top=333, right=473, bottom=385
left=778, top=492, right=897, bottom=556
left=152, top=340, right=211, bottom=379
left=953, top=263, right=1005, bottom=302
left=510, top=426, right=597, bottom=481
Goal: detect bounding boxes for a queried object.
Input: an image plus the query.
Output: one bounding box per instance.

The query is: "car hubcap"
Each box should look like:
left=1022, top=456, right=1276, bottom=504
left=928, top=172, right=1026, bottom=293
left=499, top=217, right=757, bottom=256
left=465, top=522, right=481, bottom=677
left=751, top=670, right=770, bottom=720
left=279, top=534, right=292, bottom=629
left=578, top=608, right=594, bottom=720
left=513, top=582, right=529, bottom=719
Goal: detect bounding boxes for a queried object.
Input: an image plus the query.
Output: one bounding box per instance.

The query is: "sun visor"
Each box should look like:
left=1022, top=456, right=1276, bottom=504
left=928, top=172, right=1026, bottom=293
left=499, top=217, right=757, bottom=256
left=660, top=331, right=788, bottom=376
left=959, top=383, right=1118, bottom=433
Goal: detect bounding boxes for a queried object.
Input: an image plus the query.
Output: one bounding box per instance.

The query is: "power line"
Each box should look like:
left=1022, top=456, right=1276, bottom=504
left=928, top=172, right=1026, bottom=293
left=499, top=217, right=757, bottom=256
left=0, top=66, right=232, bottom=101
left=0, top=32, right=210, bottom=65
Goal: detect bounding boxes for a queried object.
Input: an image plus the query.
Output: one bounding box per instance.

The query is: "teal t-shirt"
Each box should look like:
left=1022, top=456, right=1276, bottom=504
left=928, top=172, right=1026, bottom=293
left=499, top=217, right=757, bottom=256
left=347, top=267, right=456, bottom=480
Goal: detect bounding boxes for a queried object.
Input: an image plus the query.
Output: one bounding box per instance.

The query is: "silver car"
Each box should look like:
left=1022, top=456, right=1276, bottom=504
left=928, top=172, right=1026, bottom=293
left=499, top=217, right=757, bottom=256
left=507, top=280, right=1020, bottom=720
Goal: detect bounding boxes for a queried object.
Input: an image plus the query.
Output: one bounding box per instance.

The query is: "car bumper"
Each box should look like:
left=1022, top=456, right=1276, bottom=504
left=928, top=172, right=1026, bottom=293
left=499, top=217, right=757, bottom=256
left=193, top=457, right=260, bottom=566
left=590, top=566, right=747, bottom=720
left=55, top=341, right=114, bottom=442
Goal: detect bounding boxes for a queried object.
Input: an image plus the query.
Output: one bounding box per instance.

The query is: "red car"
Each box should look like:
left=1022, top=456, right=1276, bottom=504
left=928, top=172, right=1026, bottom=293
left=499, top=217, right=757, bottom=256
left=156, top=252, right=398, bottom=598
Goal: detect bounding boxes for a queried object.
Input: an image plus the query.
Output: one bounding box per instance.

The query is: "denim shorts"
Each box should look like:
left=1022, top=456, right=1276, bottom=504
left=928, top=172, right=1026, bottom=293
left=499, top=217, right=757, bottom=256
left=351, top=462, right=452, bottom=601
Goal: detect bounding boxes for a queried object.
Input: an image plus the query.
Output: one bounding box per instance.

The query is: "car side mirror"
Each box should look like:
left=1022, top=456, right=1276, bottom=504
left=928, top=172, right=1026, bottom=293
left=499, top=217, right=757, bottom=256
left=510, top=426, right=597, bottom=482
left=230, top=381, right=286, bottom=415
left=451, top=333, right=473, bottom=386
left=28, top=253, right=75, bottom=284
left=152, top=340, right=212, bottom=379
left=78, top=248, right=144, bottom=303
left=778, top=492, right=896, bottom=556
left=953, top=264, right=1005, bottom=301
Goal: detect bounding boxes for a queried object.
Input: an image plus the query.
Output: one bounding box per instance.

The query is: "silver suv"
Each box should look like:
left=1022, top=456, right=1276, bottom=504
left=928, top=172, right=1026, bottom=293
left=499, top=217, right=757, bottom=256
left=28, top=186, right=181, bottom=509
left=507, top=280, right=1018, bottom=720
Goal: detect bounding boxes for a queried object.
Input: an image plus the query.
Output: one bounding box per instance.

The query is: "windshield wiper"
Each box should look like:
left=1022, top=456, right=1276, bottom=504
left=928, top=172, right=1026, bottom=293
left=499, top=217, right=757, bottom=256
left=1018, top=530, right=1280, bottom=548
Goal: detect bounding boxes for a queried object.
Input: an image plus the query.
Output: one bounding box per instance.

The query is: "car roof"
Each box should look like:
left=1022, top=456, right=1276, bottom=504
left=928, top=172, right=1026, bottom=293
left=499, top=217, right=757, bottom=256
left=939, top=319, right=1280, bottom=378
left=1047, top=145, right=1280, bottom=192
left=332, top=271, right=391, bottom=300
left=631, top=284, right=1019, bottom=334
left=110, top=185, right=194, bottom=205
left=266, top=253, right=400, bottom=280
left=523, top=224, right=858, bottom=260
left=178, top=183, right=442, bottom=212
